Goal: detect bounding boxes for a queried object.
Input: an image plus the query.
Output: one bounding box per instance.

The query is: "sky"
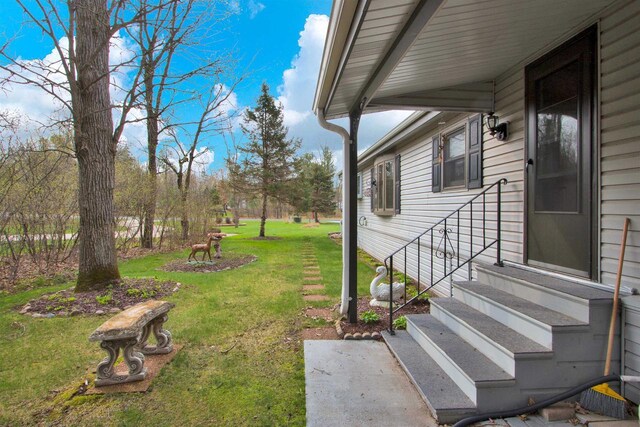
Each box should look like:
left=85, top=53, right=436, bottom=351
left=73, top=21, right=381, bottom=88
left=0, top=0, right=411, bottom=172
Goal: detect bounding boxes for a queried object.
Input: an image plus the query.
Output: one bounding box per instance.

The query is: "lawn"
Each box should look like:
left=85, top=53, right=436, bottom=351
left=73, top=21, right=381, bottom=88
left=0, top=220, right=375, bottom=426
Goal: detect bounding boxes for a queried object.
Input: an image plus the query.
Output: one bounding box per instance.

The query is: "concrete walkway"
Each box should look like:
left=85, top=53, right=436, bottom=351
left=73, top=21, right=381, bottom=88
left=305, top=340, right=437, bottom=427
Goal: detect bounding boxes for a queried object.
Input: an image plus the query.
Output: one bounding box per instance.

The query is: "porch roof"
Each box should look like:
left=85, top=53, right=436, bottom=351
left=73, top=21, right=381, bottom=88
left=314, top=0, right=617, bottom=119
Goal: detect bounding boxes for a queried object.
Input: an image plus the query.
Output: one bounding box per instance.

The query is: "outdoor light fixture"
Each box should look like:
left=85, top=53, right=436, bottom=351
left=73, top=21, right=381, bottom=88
left=485, top=112, right=509, bottom=141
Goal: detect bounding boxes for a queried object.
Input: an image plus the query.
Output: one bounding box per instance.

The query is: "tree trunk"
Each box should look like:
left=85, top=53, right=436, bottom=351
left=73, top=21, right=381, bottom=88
left=141, top=119, right=158, bottom=248
left=314, top=211, right=319, bottom=223
left=75, top=0, right=121, bottom=291
left=180, top=190, right=189, bottom=241
left=259, top=191, right=267, bottom=238
left=141, top=57, right=157, bottom=249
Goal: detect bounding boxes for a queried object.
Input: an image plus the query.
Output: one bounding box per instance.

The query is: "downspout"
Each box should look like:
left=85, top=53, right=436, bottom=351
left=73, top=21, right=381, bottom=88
left=316, top=108, right=351, bottom=316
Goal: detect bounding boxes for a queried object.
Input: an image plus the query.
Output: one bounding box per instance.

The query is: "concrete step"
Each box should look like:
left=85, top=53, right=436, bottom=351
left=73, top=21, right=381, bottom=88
left=430, top=297, right=552, bottom=376
left=453, top=281, right=589, bottom=348
left=405, top=314, right=515, bottom=406
left=381, top=330, right=476, bottom=424
left=476, top=264, right=612, bottom=323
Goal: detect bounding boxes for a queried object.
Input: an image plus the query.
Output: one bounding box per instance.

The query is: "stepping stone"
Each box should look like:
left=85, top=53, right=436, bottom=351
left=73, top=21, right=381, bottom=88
left=304, top=277, right=323, bottom=282
left=304, top=269, right=321, bottom=274
left=303, top=295, right=330, bottom=302
left=303, top=285, right=325, bottom=291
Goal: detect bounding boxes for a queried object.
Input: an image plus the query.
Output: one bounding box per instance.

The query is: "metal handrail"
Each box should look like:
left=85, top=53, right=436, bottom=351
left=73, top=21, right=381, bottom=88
left=384, top=178, right=508, bottom=333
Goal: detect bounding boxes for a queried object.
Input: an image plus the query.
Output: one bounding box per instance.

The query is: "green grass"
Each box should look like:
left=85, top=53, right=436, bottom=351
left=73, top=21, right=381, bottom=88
left=0, top=219, right=375, bottom=426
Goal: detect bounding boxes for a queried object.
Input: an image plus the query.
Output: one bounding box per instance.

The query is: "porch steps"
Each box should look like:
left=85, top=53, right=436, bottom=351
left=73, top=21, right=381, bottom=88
left=382, top=263, right=616, bottom=424
left=430, top=298, right=552, bottom=376
left=477, top=264, right=613, bottom=324
left=381, top=330, right=476, bottom=424
left=453, top=281, right=589, bottom=349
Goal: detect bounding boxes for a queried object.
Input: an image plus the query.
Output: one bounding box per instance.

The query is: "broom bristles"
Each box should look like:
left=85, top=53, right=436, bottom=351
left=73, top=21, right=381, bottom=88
left=580, top=384, right=627, bottom=419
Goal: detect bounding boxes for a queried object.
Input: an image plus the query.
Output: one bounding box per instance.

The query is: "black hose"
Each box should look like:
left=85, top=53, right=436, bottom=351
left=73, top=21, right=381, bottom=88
left=452, top=373, right=620, bottom=427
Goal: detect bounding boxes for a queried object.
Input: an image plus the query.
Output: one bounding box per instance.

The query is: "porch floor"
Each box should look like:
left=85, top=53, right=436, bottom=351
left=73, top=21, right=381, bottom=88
left=304, top=340, right=437, bottom=427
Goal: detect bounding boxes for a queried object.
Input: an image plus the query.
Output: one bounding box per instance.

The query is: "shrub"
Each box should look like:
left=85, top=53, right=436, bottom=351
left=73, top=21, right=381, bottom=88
left=393, top=316, right=407, bottom=330
left=406, top=287, right=431, bottom=302
left=95, top=292, right=113, bottom=305
left=225, top=217, right=232, bottom=224
left=360, top=310, right=380, bottom=324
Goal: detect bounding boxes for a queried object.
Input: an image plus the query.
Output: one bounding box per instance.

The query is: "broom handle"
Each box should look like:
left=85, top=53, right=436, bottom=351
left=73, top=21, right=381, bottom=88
left=604, top=217, right=631, bottom=375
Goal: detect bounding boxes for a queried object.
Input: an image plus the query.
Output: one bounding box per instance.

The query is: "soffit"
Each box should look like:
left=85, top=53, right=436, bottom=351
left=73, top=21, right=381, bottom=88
left=322, top=0, right=616, bottom=119
left=325, top=0, right=421, bottom=118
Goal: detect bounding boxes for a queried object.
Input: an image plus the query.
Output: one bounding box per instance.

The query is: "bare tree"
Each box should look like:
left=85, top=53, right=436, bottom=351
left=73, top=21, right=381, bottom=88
left=0, top=1, right=154, bottom=291
left=160, top=84, right=236, bottom=240
left=129, top=0, right=233, bottom=248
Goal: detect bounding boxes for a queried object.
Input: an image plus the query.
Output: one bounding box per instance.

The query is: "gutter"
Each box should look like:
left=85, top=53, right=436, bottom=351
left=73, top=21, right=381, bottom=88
left=316, top=108, right=350, bottom=316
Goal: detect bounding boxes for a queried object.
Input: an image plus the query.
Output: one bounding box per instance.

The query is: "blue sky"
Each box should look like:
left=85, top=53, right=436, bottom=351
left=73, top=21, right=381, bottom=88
left=0, top=0, right=410, bottom=172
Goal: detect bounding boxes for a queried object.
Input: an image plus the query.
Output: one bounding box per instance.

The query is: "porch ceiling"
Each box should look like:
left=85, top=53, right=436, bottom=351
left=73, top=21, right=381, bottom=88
left=315, top=0, right=616, bottom=119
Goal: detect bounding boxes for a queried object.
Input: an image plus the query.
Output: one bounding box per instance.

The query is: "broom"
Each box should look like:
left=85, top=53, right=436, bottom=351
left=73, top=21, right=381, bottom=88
left=580, top=217, right=631, bottom=418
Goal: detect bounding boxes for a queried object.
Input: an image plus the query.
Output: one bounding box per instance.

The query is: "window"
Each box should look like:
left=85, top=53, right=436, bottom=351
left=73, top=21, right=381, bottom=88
left=371, top=154, right=400, bottom=216
left=443, top=127, right=466, bottom=188
left=432, top=114, right=483, bottom=192
left=356, top=173, right=363, bottom=199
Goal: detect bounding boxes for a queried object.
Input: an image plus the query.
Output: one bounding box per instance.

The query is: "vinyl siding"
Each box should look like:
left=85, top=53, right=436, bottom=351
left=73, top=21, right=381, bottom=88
left=357, top=108, right=524, bottom=297
left=599, top=0, right=640, bottom=289
left=356, top=0, right=639, bottom=295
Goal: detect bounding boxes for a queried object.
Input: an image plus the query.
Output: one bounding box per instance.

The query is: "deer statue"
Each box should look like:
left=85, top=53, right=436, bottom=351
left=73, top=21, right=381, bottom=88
left=188, top=233, right=225, bottom=262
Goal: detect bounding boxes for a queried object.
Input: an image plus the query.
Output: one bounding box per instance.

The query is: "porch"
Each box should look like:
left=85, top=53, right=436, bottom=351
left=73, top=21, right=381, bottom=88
left=312, top=0, right=640, bottom=423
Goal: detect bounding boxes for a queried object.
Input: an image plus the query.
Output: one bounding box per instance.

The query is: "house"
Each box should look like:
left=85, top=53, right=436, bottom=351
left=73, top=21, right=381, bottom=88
left=313, top=0, right=640, bottom=423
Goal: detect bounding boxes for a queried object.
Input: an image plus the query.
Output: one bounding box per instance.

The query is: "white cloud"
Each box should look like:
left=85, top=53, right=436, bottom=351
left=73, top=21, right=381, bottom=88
left=277, top=14, right=413, bottom=168
left=0, top=31, right=144, bottom=145
left=247, top=0, right=265, bottom=19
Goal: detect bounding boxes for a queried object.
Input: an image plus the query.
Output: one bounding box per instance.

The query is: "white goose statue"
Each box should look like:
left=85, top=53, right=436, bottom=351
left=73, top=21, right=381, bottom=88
left=370, top=265, right=405, bottom=307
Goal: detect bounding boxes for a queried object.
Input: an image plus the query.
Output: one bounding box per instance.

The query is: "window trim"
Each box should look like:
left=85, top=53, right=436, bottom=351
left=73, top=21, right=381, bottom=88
left=441, top=125, right=467, bottom=190
left=356, top=172, right=363, bottom=199
left=372, top=153, right=396, bottom=216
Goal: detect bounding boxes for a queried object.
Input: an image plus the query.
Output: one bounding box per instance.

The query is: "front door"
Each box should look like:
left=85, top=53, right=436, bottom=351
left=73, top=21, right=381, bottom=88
left=525, top=27, right=596, bottom=278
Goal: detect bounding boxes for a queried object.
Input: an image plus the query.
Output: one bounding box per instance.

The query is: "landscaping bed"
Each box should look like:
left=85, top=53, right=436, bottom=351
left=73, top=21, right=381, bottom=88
left=339, top=295, right=431, bottom=337
left=161, top=253, right=257, bottom=272
left=19, top=278, right=180, bottom=317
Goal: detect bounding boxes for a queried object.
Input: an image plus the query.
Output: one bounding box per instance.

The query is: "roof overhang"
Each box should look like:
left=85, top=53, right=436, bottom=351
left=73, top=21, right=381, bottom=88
left=314, top=0, right=617, bottom=120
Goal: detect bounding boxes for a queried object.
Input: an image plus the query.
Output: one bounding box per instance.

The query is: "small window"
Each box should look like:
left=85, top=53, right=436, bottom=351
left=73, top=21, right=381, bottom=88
left=372, top=155, right=395, bottom=215
left=356, top=173, right=363, bottom=199
left=443, top=128, right=465, bottom=188
left=432, top=115, right=483, bottom=193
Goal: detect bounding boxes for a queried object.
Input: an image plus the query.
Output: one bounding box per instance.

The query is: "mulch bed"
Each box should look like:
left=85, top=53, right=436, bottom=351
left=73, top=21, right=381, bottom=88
left=339, top=296, right=431, bottom=337
left=301, top=327, right=339, bottom=340
left=19, top=278, right=180, bottom=317
left=161, top=253, right=257, bottom=273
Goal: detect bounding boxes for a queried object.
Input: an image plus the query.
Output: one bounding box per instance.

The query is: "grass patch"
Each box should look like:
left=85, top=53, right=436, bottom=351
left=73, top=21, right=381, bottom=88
left=1, top=219, right=370, bottom=426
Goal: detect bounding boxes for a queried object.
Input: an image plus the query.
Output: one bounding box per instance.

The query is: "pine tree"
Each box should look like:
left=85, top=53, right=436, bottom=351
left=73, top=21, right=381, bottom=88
left=309, top=147, right=337, bottom=222
left=239, top=83, right=300, bottom=237
left=291, top=147, right=336, bottom=222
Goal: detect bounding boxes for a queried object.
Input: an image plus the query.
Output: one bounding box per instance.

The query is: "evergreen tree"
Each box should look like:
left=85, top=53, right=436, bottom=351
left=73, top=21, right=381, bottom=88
left=309, top=147, right=337, bottom=222
left=291, top=147, right=336, bottom=222
left=239, top=83, right=300, bottom=237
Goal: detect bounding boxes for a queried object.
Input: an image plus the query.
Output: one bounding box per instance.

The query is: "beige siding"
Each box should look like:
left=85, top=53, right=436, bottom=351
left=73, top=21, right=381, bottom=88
left=357, top=107, right=524, bottom=296
left=356, top=0, right=640, bottom=294
left=599, top=0, right=640, bottom=289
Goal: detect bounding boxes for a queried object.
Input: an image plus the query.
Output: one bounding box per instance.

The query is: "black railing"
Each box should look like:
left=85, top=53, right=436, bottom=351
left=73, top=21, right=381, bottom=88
left=384, top=178, right=508, bottom=333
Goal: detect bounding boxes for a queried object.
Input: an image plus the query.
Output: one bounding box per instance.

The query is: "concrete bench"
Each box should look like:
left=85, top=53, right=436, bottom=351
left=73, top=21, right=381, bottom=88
left=89, top=300, right=175, bottom=386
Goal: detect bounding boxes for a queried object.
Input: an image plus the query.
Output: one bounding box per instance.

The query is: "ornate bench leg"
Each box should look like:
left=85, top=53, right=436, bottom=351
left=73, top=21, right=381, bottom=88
left=140, top=314, right=174, bottom=355
left=95, top=338, right=147, bottom=387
